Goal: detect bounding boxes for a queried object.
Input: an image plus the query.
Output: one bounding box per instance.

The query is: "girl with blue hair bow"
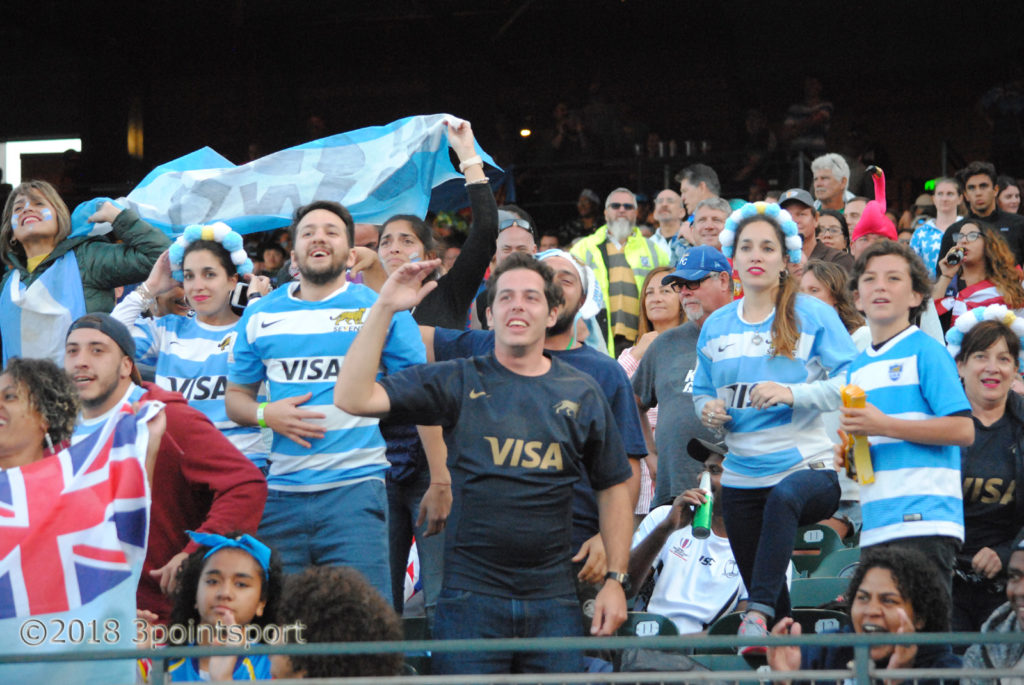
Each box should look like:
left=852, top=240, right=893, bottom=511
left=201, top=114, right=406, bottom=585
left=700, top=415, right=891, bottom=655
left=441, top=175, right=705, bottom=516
left=160, top=531, right=283, bottom=681
left=692, top=202, right=858, bottom=653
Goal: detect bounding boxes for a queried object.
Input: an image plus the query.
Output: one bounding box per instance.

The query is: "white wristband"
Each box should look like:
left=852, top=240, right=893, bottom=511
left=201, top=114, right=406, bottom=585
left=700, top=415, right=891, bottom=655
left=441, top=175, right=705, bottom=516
left=458, top=155, right=483, bottom=173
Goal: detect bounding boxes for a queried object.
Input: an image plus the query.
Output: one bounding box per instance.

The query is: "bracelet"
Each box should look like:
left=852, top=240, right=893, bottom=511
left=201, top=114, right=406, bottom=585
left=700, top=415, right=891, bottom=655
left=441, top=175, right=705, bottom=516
left=256, top=402, right=269, bottom=428
left=136, top=283, right=156, bottom=311
left=464, top=177, right=489, bottom=186
left=458, top=155, right=483, bottom=173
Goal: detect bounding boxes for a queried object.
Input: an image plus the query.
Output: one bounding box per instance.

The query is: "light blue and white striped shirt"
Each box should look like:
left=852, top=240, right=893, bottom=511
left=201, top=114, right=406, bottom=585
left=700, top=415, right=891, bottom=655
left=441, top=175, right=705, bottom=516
left=693, top=294, right=858, bottom=488
left=228, top=280, right=425, bottom=492
left=848, top=326, right=968, bottom=545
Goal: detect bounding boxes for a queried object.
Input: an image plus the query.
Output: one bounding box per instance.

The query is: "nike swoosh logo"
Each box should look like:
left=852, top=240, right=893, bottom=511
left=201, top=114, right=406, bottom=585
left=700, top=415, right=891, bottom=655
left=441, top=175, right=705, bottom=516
left=261, top=319, right=284, bottom=328
left=469, top=389, right=487, bottom=399
left=168, top=340, right=183, bottom=346
left=718, top=343, right=734, bottom=352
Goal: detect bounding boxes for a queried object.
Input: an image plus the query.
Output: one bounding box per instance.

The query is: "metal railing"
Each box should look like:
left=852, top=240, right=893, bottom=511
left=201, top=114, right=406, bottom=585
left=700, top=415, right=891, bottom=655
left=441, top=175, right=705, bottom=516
left=2, top=628, right=1022, bottom=683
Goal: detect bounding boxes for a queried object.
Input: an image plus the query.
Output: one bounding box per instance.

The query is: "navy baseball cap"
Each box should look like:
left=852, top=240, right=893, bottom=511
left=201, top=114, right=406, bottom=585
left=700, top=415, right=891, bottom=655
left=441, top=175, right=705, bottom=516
left=662, top=246, right=731, bottom=284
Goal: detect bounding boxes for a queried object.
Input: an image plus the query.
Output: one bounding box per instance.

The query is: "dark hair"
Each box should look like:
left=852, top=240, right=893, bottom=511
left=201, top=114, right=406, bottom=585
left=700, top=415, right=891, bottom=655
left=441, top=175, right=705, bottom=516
left=676, top=164, right=721, bottom=196
left=733, top=214, right=800, bottom=358
left=955, top=319, right=1022, bottom=368
left=168, top=532, right=283, bottom=637
left=804, top=260, right=865, bottom=334
left=183, top=240, right=238, bottom=277
left=957, top=161, right=998, bottom=188
left=818, top=209, right=850, bottom=250
left=846, top=546, right=950, bottom=633
left=849, top=240, right=932, bottom=322
left=290, top=201, right=355, bottom=247
left=261, top=242, right=287, bottom=260
left=381, top=214, right=437, bottom=258
left=274, top=566, right=403, bottom=678
left=0, top=180, right=72, bottom=268
left=964, top=221, right=1024, bottom=309
left=485, top=251, right=564, bottom=311
left=2, top=357, right=80, bottom=446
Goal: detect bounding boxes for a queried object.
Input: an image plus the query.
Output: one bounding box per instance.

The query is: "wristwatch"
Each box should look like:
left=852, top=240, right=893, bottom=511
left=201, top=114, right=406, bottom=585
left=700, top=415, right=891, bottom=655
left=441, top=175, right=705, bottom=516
left=605, top=571, right=632, bottom=594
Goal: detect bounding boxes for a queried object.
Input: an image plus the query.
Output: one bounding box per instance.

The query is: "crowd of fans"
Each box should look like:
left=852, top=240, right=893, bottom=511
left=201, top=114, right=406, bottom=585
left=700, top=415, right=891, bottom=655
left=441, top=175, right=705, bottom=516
left=3, top=116, right=1024, bottom=682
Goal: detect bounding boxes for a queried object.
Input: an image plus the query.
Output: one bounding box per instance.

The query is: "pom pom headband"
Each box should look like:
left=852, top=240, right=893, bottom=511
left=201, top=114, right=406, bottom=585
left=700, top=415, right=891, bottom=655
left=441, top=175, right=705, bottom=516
left=168, top=222, right=254, bottom=282
left=945, top=304, right=1024, bottom=366
left=719, top=201, right=803, bottom=264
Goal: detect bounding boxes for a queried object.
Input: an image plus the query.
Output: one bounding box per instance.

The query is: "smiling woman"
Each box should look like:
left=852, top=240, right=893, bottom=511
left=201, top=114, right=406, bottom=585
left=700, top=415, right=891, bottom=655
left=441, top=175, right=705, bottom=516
left=769, top=546, right=961, bottom=683
left=0, top=180, right=170, bottom=366
left=949, top=316, right=1024, bottom=632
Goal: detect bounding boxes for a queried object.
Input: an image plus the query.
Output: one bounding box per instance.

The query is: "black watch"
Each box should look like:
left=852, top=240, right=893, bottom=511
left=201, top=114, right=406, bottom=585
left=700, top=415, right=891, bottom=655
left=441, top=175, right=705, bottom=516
left=605, top=571, right=631, bottom=593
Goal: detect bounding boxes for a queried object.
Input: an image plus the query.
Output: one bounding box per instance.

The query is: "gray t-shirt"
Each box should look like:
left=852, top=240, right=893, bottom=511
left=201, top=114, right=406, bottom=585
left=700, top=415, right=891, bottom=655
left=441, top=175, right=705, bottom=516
left=632, top=322, right=716, bottom=506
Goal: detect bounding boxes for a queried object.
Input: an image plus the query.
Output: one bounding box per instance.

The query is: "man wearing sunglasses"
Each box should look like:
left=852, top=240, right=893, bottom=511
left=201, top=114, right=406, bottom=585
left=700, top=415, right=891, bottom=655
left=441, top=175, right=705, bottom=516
left=571, top=187, right=669, bottom=356
left=632, top=246, right=734, bottom=508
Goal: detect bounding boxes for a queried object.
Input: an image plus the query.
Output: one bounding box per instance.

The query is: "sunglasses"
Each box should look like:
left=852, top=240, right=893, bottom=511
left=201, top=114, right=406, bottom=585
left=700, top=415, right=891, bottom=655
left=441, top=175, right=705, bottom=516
left=499, top=218, right=534, bottom=233
left=669, top=275, right=712, bottom=292
left=607, top=202, right=636, bottom=210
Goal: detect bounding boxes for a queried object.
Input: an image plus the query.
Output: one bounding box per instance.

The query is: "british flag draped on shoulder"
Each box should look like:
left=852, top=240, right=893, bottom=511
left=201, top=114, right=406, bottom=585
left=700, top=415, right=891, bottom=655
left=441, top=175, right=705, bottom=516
left=0, top=402, right=160, bottom=684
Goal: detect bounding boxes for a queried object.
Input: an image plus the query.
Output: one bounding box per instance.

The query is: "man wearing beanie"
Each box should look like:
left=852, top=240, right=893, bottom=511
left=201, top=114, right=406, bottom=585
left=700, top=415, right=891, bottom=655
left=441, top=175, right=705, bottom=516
left=65, top=313, right=266, bottom=622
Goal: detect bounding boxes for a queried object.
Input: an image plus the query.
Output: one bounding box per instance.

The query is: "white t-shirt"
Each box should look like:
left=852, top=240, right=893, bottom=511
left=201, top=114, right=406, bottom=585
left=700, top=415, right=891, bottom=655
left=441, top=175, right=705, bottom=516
left=631, top=506, right=745, bottom=634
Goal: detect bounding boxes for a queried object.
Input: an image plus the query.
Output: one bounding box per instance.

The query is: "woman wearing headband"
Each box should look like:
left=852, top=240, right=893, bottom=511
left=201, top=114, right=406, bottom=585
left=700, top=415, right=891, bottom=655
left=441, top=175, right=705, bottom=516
left=111, top=224, right=272, bottom=469
left=693, top=201, right=858, bottom=653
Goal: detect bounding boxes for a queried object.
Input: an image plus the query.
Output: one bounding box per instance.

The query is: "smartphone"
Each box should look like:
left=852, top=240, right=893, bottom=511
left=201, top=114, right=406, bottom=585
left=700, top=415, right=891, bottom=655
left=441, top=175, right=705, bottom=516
left=231, top=281, right=250, bottom=309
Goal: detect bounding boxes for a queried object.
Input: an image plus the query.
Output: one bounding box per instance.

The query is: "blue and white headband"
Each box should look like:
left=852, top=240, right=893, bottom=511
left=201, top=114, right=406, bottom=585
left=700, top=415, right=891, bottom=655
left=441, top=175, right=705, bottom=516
left=187, top=530, right=271, bottom=578
left=945, top=304, right=1024, bottom=367
left=719, top=201, right=802, bottom=264
left=168, top=223, right=254, bottom=282
left=535, top=249, right=602, bottom=319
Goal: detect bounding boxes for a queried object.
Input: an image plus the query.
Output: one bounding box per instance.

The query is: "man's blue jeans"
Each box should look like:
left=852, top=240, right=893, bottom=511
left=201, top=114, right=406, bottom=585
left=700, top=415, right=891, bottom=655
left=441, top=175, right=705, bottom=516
left=258, top=478, right=391, bottom=604
left=722, top=468, right=839, bottom=620
left=432, top=588, right=584, bottom=675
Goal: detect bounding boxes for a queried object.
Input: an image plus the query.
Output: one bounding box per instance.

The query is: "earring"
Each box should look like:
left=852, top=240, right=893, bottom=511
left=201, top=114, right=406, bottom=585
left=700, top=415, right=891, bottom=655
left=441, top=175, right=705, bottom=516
left=44, top=433, right=55, bottom=454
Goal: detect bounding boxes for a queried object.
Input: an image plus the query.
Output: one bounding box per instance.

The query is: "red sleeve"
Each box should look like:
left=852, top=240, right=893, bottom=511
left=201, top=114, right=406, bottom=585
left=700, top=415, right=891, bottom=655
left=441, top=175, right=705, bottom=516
left=160, top=395, right=268, bottom=554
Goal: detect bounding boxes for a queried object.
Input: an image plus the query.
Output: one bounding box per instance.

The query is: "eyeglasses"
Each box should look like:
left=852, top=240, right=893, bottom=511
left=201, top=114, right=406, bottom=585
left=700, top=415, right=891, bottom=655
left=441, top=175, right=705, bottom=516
left=952, top=231, right=983, bottom=243
left=818, top=226, right=843, bottom=236
left=669, top=275, right=712, bottom=292
left=607, top=202, right=636, bottom=211
left=499, top=218, right=534, bottom=233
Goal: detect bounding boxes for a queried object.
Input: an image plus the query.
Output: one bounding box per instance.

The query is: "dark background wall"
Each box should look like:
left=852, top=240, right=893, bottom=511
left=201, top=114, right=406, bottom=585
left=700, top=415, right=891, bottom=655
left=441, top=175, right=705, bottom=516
left=4, top=1, right=1022, bottom=210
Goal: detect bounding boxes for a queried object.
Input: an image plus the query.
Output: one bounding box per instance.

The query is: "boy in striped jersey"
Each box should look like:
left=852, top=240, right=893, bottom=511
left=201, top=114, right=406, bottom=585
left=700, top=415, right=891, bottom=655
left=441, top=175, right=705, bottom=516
left=841, top=240, right=974, bottom=600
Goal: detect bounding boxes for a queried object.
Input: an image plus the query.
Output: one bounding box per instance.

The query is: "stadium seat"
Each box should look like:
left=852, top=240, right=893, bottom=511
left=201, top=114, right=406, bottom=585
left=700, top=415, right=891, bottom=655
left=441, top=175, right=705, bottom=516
left=811, top=546, right=861, bottom=579
left=616, top=611, right=680, bottom=637
left=789, top=577, right=849, bottom=608
left=791, top=524, right=845, bottom=576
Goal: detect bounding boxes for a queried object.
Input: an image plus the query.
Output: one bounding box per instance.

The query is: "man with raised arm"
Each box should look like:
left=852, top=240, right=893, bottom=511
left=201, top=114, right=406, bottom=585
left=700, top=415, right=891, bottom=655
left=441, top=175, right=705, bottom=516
left=335, top=252, right=634, bottom=676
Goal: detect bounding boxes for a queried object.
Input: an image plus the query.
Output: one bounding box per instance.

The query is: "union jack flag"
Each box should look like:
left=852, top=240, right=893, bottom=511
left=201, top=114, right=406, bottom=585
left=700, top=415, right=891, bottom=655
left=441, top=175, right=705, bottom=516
left=0, top=404, right=156, bottom=619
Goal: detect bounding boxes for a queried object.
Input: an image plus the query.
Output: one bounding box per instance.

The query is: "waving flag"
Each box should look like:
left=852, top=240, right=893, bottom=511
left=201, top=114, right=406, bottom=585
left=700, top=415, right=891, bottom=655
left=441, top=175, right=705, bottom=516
left=70, top=113, right=499, bottom=239
left=0, top=404, right=158, bottom=684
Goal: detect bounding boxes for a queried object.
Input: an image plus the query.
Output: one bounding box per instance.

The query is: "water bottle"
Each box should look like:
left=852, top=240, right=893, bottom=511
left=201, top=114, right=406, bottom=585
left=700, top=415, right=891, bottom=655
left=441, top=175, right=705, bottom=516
left=692, top=471, right=713, bottom=539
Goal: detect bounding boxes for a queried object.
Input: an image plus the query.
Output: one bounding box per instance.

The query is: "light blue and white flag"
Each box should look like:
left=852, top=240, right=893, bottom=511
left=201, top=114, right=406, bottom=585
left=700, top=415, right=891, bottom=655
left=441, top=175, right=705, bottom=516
left=70, top=114, right=498, bottom=238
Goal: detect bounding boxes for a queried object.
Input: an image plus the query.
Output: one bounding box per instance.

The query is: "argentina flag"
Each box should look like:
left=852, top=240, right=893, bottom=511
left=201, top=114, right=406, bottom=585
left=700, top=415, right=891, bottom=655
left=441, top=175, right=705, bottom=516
left=70, top=113, right=499, bottom=238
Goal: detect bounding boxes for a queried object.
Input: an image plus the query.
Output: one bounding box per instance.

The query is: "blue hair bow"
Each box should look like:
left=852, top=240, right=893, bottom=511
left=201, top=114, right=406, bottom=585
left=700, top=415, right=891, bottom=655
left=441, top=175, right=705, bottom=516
left=186, top=530, right=271, bottom=578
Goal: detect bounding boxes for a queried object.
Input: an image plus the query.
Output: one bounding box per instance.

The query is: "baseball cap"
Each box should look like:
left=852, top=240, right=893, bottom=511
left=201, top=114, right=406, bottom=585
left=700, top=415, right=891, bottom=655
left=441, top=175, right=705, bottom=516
left=66, top=313, right=143, bottom=384
left=778, top=188, right=815, bottom=210
left=662, top=246, right=731, bottom=285
left=687, top=437, right=727, bottom=463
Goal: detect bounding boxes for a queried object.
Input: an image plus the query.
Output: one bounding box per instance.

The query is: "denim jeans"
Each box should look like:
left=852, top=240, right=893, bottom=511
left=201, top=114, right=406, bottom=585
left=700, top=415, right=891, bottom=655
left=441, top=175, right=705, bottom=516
left=387, top=469, right=444, bottom=624
left=722, top=468, right=839, bottom=620
left=432, top=588, right=584, bottom=675
left=258, top=478, right=391, bottom=604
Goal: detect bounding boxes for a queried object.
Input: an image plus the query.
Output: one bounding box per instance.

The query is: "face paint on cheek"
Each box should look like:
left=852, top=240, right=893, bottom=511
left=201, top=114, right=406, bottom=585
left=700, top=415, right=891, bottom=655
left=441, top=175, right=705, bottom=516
left=409, top=253, right=421, bottom=263
left=10, top=215, right=17, bottom=229
left=41, top=209, right=53, bottom=221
